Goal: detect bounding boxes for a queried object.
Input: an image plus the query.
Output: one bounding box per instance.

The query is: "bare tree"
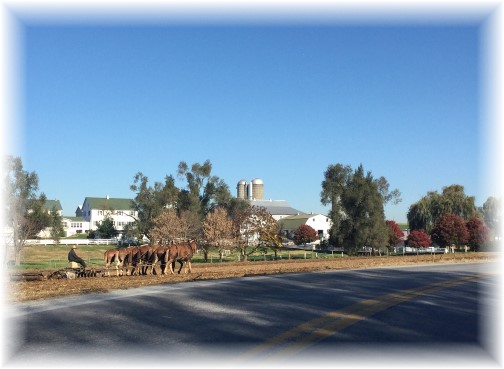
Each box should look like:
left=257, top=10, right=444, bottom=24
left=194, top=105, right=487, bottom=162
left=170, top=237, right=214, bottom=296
left=202, top=207, right=233, bottom=261
left=4, top=156, right=50, bottom=265
left=233, top=206, right=281, bottom=261
left=151, top=210, right=182, bottom=245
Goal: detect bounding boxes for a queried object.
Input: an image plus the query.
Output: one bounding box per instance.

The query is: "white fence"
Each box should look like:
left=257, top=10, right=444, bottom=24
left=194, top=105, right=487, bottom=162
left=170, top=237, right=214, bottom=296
left=25, top=239, right=118, bottom=246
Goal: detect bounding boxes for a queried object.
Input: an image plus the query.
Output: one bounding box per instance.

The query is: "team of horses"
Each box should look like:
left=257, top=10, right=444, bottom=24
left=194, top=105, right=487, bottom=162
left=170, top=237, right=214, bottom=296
left=103, top=239, right=198, bottom=277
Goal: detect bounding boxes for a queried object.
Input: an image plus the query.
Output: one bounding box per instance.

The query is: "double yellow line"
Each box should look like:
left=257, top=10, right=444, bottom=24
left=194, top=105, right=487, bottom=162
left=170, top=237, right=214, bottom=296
left=238, top=273, right=493, bottom=362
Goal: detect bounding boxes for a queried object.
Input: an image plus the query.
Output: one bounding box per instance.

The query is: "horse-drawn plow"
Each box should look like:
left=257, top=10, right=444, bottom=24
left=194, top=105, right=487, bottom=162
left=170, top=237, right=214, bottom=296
left=10, top=240, right=199, bottom=282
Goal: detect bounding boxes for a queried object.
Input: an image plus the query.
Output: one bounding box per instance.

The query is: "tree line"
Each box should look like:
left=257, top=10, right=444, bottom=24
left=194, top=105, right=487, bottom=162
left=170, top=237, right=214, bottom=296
left=4, top=155, right=501, bottom=265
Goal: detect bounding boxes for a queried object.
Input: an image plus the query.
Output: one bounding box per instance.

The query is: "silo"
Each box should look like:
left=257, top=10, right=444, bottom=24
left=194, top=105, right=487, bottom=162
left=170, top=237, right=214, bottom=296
left=237, top=179, right=247, bottom=199
left=251, top=178, right=264, bottom=200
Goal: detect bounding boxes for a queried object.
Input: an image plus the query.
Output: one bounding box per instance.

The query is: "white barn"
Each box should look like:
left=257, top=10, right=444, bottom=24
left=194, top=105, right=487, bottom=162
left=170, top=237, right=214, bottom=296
left=278, top=213, right=332, bottom=242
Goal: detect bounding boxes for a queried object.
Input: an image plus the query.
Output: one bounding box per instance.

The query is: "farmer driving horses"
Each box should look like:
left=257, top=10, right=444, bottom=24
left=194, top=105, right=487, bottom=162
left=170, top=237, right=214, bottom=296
left=68, top=245, right=87, bottom=268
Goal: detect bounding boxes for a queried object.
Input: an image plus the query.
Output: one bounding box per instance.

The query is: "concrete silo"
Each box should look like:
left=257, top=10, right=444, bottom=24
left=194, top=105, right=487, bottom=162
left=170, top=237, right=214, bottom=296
left=237, top=179, right=247, bottom=199
left=251, top=178, right=264, bottom=200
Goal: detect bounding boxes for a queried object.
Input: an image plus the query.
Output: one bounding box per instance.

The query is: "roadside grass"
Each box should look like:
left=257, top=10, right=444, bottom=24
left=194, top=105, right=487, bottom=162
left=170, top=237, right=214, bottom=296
left=13, top=244, right=346, bottom=270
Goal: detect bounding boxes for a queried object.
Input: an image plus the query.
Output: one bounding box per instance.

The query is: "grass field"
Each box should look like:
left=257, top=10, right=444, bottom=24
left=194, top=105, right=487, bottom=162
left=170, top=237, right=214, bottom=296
left=14, top=244, right=346, bottom=270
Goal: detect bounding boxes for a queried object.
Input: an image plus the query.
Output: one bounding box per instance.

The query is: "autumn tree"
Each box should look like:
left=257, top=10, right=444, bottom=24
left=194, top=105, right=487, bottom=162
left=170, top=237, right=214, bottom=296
left=179, top=210, right=202, bottom=241
left=151, top=210, right=183, bottom=245
left=202, top=207, right=234, bottom=261
left=407, top=229, right=432, bottom=249
left=4, top=156, right=51, bottom=265
left=431, top=213, right=469, bottom=250
left=233, top=206, right=280, bottom=261
left=466, top=217, right=490, bottom=251
left=386, top=220, right=404, bottom=253
left=293, top=224, right=318, bottom=246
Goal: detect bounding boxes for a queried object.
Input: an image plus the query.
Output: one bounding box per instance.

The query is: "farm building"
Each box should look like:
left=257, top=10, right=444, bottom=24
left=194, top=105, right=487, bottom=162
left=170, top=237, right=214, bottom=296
left=81, top=196, right=137, bottom=233
left=278, top=213, right=332, bottom=242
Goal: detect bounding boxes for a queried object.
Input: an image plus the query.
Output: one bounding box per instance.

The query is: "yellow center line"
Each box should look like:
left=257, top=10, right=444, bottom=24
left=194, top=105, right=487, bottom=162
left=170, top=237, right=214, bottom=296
left=237, top=272, right=494, bottom=363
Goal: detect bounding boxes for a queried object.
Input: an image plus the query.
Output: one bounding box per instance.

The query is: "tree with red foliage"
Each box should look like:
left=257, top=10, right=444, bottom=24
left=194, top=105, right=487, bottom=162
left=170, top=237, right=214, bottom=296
left=407, top=229, right=432, bottom=248
left=386, top=220, right=404, bottom=251
left=431, top=213, right=469, bottom=249
left=293, top=224, right=318, bottom=246
left=466, top=217, right=490, bottom=251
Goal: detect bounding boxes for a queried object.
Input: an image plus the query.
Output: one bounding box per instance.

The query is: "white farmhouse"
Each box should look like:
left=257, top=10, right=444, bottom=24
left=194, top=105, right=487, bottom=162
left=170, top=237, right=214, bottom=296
left=81, top=196, right=137, bottom=233
left=278, top=213, right=332, bottom=242
left=61, top=216, right=90, bottom=237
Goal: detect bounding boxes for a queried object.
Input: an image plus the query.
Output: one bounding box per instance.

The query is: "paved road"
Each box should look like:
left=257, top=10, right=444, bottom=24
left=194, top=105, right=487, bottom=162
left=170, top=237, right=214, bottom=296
left=4, top=262, right=501, bottom=367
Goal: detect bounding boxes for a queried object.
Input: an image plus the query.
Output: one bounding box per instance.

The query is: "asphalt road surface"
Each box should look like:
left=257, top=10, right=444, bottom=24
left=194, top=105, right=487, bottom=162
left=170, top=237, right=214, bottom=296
left=4, top=262, right=501, bottom=367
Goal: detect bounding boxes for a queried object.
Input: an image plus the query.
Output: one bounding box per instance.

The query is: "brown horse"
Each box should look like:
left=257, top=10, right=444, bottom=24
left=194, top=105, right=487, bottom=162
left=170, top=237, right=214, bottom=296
left=152, top=245, right=170, bottom=275
left=136, top=244, right=156, bottom=275
left=118, top=246, right=141, bottom=275
left=166, top=239, right=198, bottom=274
left=103, top=248, right=120, bottom=276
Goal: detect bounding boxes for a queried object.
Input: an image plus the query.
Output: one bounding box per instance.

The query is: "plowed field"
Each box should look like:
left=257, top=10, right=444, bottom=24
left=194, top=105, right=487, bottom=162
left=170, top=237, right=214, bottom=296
left=7, top=252, right=499, bottom=303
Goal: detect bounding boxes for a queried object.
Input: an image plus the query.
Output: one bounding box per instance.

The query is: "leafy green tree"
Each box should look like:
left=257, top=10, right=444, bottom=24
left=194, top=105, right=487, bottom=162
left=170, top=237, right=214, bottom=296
left=4, top=156, right=50, bottom=265
left=338, top=164, right=389, bottom=255
left=96, top=215, right=118, bottom=239
left=293, top=224, right=318, bottom=245
left=130, top=172, right=179, bottom=243
left=177, top=160, right=232, bottom=217
left=480, top=196, right=501, bottom=239
left=321, top=163, right=399, bottom=254
left=408, top=185, right=477, bottom=233
left=49, top=206, right=65, bottom=242
left=321, top=163, right=352, bottom=246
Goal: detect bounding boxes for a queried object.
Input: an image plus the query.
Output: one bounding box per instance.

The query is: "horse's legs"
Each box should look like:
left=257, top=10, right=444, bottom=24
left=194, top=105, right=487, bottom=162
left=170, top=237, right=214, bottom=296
left=187, top=261, right=192, bottom=273
left=168, top=260, right=175, bottom=275
left=177, top=260, right=184, bottom=274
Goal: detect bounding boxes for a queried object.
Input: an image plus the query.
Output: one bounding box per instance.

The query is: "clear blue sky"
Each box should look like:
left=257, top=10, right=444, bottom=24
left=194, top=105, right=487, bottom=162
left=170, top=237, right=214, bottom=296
left=13, top=12, right=494, bottom=223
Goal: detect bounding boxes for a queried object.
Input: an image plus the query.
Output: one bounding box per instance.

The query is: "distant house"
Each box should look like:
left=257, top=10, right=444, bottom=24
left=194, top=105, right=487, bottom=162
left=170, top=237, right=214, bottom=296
left=37, top=199, right=64, bottom=238
left=278, top=213, right=332, bottom=242
left=42, top=199, right=63, bottom=215
left=61, top=216, right=90, bottom=237
left=81, top=196, right=137, bottom=234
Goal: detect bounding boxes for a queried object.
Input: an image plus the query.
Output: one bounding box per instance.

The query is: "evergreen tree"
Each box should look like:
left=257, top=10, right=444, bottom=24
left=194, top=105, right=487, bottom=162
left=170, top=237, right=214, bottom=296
left=321, top=163, right=393, bottom=255
left=96, top=215, right=117, bottom=239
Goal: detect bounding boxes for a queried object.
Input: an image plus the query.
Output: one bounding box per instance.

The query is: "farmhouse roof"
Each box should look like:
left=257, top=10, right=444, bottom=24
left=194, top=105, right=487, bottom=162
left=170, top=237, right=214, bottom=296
left=43, top=199, right=62, bottom=212
left=84, top=197, right=135, bottom=211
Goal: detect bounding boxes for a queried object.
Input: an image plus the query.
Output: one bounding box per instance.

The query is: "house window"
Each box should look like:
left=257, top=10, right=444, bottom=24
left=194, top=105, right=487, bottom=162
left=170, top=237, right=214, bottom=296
left=116, top=211, right=123, bottom=216
left=98, top=210, right=103, bottom=216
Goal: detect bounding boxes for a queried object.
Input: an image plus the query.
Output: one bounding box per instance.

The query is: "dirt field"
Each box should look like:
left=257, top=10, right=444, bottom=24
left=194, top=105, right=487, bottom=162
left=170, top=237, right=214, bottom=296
left=6, top=252, right=499, bottom=303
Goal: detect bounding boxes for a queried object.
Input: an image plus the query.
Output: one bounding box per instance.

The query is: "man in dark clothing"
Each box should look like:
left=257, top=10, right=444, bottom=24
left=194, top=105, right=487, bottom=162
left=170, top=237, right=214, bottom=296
left=68, top=245, right=87, bottom=268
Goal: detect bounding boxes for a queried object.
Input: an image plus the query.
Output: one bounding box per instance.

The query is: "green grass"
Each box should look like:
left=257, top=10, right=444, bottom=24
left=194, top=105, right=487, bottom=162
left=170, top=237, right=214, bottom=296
left=11, top=245, right=347, bottom=270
